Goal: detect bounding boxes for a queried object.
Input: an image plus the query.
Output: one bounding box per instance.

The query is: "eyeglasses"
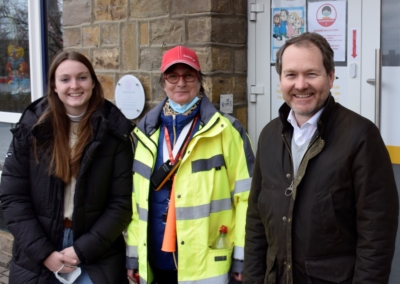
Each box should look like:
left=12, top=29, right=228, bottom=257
left=164, top=73, right=198, bottom=84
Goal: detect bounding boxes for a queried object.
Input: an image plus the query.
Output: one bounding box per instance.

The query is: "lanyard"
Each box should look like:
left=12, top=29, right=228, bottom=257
left=163, top=116, right=198, bottom=165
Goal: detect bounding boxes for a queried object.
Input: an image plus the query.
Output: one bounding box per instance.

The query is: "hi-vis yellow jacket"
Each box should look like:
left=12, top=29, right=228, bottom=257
left=126, top=96, right=254, bottom=284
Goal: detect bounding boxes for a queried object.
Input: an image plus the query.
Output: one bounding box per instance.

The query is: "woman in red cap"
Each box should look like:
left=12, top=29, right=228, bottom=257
left=126, top=46, right=255, bottom=284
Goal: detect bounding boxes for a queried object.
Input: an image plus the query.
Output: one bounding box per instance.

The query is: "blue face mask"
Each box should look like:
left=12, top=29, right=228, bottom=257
left=169, top=96, right=199, bottom=113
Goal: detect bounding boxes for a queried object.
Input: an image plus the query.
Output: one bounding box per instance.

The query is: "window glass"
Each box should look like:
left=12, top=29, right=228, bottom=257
left=47, top=0, right=63, bottom=70
left=0, top=0, right=31, bottom=113
left=0, top=1, right=63, bottom=170
left=382, top=0, right=400, bottom=66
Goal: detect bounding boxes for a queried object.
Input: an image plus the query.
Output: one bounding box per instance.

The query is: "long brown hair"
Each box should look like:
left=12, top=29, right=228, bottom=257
left=35, top=51, right=104, bottom=183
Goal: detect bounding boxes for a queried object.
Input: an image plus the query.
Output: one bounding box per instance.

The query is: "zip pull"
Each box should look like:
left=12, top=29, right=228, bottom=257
left=285, top=181, right=293, bottom=196
left=172, top=114, right=177, bottom=146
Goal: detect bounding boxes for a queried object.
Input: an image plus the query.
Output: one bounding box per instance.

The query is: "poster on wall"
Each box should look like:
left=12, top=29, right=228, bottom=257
left=307, top=1, right=347, bottom=62
left=271, top=2, right=306, bottom=63
left=330, top=68, right=347, bottom=106
left=272, top=0, right=305, bottom=6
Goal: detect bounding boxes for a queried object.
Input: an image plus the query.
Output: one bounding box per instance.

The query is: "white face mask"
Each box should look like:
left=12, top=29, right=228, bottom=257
left=54, top=264, right=82, bottom=284
left=169, top=96, right=199, bottom=113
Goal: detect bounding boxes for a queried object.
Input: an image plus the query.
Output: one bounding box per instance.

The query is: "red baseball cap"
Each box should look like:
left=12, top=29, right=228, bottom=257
left=161, top=46, right=201, bottom=72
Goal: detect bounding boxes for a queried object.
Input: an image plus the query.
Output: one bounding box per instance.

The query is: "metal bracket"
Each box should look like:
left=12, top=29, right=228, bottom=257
left=250, top=85, right=264, bottom=103
left=366, top=79, right=376, bottom=85
left=250, top=4, right=264, bottom=21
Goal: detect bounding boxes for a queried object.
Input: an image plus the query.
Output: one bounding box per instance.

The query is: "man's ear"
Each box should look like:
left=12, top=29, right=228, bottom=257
left=328, top=69, right=335, bottom=88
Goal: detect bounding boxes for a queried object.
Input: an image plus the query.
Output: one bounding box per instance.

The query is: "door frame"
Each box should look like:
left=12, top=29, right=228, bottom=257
left=247, top=0, right=381, bottom=149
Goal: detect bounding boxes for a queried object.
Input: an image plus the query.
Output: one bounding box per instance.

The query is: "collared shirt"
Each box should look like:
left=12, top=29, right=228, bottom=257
left=287, top=107, right=324, bottom=146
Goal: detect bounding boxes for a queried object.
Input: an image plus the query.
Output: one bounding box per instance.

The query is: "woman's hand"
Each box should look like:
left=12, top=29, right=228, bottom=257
left=43, top=251, right=78, bottom=273
left=127, top=269, right=138, bottom=283
left=233, top=272, right=243, bottom=281
left=60, top=246, right=81, bottom=266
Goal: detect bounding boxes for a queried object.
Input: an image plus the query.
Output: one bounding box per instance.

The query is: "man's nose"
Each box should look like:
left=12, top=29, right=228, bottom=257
left=294, top=76, right=308, bottom=90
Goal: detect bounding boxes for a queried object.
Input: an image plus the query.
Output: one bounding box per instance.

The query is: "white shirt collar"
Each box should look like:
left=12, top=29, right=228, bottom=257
left=287, top=107, right=324, bottom=146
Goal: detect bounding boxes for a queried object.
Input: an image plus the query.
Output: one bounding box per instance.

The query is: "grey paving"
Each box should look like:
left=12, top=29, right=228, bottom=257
left=0, top=265, right=8, bottom=284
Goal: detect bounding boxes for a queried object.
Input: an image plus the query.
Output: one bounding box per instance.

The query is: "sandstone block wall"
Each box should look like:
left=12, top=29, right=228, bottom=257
left=63, top=0, right=248, bottom=128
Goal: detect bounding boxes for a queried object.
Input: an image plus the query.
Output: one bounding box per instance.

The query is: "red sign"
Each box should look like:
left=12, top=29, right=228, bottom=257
left=316, top=4, right=337, bottom=27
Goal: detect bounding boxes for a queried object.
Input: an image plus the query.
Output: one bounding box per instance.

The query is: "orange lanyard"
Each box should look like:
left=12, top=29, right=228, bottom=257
left=164, top=116, right=198, bottom=165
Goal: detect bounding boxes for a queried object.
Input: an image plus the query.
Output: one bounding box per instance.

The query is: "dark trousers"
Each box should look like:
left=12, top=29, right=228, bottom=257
left=150, top=267, right=242, bottom=284
left=151, top=267, right=178, bottom=284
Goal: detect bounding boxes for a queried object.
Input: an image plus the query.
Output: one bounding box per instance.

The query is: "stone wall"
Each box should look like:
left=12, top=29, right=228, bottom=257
left=62, top=0, right=248, bottom=128
left=0, top=230, right=12, bottom=267
left=0, top=0, right=249, bottom=267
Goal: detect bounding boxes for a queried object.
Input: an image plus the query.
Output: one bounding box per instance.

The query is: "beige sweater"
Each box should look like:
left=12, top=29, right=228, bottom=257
left=64, top=113, right=84, bottom=220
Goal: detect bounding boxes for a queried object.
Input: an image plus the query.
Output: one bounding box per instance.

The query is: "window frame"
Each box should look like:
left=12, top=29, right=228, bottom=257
left=0, top=0, right=45, bottom=123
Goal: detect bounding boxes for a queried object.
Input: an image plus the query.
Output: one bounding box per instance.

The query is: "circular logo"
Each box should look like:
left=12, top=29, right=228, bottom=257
left=124, top=79, right=133, bottom=91
left=316, top=4, right=337, bottom=27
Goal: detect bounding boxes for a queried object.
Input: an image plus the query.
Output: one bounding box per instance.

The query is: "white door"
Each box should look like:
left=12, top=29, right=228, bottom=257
left=381, top=1, right=400, bottom=282
left=247, top=0, right=400, bottom=281
left=247, top=0, right=380, bottom=146
left=247, top=0, right=271, bottom=147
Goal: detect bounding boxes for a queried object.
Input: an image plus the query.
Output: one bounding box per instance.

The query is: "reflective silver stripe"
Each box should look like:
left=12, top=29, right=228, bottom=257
left=211, top=198, right=232, bottom=213
left=140, top=277, right=147, bottom=284
left=133, top=159, right=152, bottom=179
left=126, top=245, right=138, bottom=257
left=138, top=207, right=148, bottom=221
left=191, top=154, right=225, bottom=173
left=234, top=178, right=252, bottom=194
left=176, top=198, right=232, bottom=220
left=227, top=116, right=254, bottom=177
left=233, top=245, right=244, bottom=259
left=179, top=272, right=229, bottom=284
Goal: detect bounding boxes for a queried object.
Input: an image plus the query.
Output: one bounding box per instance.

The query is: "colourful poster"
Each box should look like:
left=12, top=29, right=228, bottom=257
left=271, top=6, right=306, bottom=63
left=308, top=1, right=347, bottom=62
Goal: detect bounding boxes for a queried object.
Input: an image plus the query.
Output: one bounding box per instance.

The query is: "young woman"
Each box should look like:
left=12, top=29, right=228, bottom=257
left=0, top=51, right=135, bottom=283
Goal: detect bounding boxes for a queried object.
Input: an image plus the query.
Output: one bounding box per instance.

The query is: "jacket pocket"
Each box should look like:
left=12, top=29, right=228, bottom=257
left=264, top=249, right=277, bottom=284
left=207, top=247, right=232, bottom=276
left=319, top=191, right=342, bottom=244
left=305, top=254, right=355, bottom=283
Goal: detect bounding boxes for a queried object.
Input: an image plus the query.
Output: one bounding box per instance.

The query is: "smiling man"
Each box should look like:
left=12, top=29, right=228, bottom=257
left=243, top=32, right=399, bottom=284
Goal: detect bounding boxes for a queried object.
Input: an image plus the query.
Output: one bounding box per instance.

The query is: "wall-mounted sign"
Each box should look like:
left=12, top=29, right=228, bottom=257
left=220, top=94, right=233, bottom=114
left=115, top=75, right=145, bottom=120
left=308, top=1, right=347, bottom=62
left=271, top=0, right=306, bottom=63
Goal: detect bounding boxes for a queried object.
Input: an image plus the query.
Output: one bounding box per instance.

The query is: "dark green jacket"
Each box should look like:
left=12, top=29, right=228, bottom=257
left=244, top=95, right=398, bottom=284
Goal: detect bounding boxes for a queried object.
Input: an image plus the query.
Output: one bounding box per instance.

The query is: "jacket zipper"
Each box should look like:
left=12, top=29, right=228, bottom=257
left=172, top=114, right=177, bottom=146
left=180, top=117, right=220, bottom=165
left=193, top=117, right=220, bottom=138
left=134, top=131, right=157, bottom=163
left=282, top=133, right=295, bottom=196
left=282, top=132, right=321, bottom=195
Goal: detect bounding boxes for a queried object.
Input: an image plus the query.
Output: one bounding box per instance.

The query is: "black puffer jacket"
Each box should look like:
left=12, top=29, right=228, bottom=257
left=0, top=97, right=135, bottom=283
